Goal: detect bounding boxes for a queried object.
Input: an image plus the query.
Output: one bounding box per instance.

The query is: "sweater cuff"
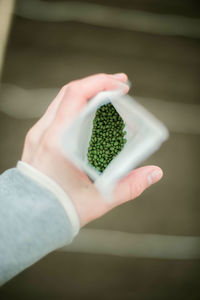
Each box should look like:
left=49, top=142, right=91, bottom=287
left=17, top=161, right=80, bottom=237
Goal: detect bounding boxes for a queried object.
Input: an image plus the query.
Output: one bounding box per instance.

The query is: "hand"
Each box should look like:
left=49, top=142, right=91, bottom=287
left=22, top=73, right=163, bottom=227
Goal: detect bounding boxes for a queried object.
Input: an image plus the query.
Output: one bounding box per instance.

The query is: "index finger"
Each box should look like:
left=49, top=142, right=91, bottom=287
left=55, top=73, right=129, bottom=125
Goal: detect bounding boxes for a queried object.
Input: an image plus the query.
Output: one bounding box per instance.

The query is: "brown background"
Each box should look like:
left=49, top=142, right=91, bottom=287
left=0, top=0, right=199, bottom=299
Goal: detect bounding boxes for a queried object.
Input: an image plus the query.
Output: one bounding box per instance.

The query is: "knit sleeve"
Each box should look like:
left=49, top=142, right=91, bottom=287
left=0, top=168, right=79, bottom=285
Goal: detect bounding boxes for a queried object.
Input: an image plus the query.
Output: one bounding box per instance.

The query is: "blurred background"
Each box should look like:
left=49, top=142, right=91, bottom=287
left=0, top=0, right=200, bottom=299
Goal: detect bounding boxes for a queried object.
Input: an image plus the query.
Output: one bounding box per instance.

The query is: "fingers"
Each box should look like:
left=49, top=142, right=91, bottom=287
left=69, top=73, right=129, bottom=101
left=46, top=73, right=128, bottom=121
left=114, top=166, right=163, bottom=206
left=22, top=73, right=129, bottom=161
left=55, top=73, right=129, bottom=126
left=23, top=73, right=129, bottom=150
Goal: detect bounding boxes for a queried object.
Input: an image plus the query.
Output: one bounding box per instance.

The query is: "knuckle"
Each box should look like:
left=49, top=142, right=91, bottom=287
left=25, top=128, right=37, bottom=148
left=129, top=180, right=144, bottom=200
left=65, top=81, right=81, bottom=96
left=61, top=84, right=68, bottom=92
left=133, top=183, right=144, bottom=199
left=43, top=129, right=58, bottom=152
left=97, top=73, right=108, bottom=81
left=59, top=84, right=68, bottom=97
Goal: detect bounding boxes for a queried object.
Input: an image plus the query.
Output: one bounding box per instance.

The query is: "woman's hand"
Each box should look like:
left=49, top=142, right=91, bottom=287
left=22, top=73, right=163, bottom=227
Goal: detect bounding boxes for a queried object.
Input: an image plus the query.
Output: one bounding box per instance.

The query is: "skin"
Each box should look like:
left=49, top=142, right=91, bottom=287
left=22, top=73, right=163, bottom=227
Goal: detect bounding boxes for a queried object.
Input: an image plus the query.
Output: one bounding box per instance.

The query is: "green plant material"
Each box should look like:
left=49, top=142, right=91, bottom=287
left=87, top=103, right=127, bottom=173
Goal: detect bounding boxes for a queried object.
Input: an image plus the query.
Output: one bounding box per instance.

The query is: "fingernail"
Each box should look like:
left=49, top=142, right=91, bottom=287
left=148, top=169, right=163, bottom=186
left=112, top=73, right=128, bottom=81
left=118, top=82, right=130, bottom=93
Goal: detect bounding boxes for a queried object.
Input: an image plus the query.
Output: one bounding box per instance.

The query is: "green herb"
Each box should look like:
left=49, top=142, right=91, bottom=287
left=87, top=103, right=127, bottom=172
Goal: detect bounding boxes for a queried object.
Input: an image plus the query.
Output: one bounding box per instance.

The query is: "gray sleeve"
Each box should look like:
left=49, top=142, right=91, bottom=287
left=0, top=168, right=74, bottom=286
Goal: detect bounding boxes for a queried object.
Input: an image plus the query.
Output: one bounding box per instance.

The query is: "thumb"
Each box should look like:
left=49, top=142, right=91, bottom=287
left=114, top=166, right=163, bottom=205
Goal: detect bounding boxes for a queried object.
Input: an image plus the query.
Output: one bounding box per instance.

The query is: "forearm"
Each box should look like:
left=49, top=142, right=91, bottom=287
left=0, top=168, right=77, bottom=285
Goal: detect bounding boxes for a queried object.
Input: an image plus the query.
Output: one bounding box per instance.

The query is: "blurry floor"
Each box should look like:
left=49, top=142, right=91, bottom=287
left=1, top=252, right=200, bottom=300
left=0, top=0, right=200, bottom=299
